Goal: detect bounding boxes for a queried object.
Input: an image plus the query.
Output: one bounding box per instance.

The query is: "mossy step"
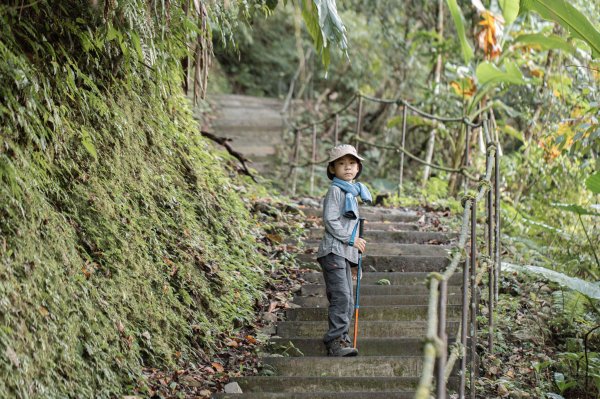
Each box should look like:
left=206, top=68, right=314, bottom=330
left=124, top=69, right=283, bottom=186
left=227, top=376, right=423, bottom=393
left=268, top=337, right=436, bottom=356
left=307, top=229, right=456, bottom=244
left=260, top=356, right=423, bottom=377
left=300, top=271, right=462, bottom=286
left=276, top=320, right=459, bottom=338
left=301, top=207, right=420, bottom=223
left=297, top=254, right=453, bottom=272
left=285, top=305, right=461, bottom=322
left=301, top=284, right=461, bottom=297
left=293, top=293, right=462, bottom=307
left=214, top=392, right=416, bottom=399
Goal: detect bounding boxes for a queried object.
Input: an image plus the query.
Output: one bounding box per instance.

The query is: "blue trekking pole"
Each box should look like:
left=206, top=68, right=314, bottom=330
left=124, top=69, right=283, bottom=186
left=353, top=218, right=365, bottom=349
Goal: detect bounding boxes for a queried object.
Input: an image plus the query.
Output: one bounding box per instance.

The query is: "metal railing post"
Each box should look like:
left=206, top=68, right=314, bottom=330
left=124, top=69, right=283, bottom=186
left=310, top=124, right=317, bottom=196
left=334, top=114, right=339, bottom=146
left=495, top=141, right=501, bottom=304
left=436, top=279, right=448, bottom=399
left=470, top=199, right=477, bottom=399
left=459, top=239, right=470, bottom=399
left=462, top=125, right=471, bottom=193
left=487, top=147, right=494, bottom=353
left=355, top=95, right=363, bottom=151
left=291, top=129, right=301, bottom=195
left=398, top=104, right=408, bottom=196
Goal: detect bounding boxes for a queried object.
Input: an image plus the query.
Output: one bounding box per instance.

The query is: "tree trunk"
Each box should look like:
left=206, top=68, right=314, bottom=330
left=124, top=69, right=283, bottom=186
left=421, top=0, right=444, bottom=186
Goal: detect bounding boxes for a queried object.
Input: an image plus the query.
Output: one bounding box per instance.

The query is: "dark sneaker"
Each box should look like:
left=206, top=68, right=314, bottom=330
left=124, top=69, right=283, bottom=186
left=326, top=338, right=358, bottom=357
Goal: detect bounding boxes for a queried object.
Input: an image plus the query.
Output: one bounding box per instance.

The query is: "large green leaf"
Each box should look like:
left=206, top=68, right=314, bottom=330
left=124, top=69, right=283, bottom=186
left=552, top=202, right=600, bottom=216
left=520, top=0, right=600, bottom=58
left=499, top=0, right=520, bottom=26
left=503, top=262, right=600, bottom=300
left=300, top=0, right=348, bottom=69
left=514, top=33, right=576, bottom=54
left=476, top=61, right=527, bottom=86
left=446, top=0, right=474, bottom=64
left=586, top=171, right=600, bottom=194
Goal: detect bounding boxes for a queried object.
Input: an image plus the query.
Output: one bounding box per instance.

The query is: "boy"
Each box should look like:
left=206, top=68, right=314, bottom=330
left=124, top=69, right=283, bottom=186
left=316, top=144, right=372, bottom=357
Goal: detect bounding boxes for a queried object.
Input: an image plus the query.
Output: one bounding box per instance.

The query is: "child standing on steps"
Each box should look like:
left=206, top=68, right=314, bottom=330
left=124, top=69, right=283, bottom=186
left=316, top=144, right=372, bottom=357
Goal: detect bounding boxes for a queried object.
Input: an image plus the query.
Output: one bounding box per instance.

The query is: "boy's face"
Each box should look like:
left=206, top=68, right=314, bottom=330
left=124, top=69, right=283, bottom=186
left=330, top=155, right=360, bottom=182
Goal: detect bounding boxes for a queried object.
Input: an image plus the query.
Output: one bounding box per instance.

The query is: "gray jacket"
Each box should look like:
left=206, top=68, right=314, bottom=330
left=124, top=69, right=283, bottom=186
left=316, top=185, right=360, bottom=264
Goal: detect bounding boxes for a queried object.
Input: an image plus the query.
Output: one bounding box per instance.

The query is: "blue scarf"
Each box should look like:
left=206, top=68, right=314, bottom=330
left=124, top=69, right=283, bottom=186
left=331, top=177, right=372, bottom=219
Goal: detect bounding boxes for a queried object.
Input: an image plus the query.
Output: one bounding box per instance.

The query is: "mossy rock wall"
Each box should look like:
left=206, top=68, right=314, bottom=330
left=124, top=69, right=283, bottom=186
left=0, top=3, right=269, bottom=398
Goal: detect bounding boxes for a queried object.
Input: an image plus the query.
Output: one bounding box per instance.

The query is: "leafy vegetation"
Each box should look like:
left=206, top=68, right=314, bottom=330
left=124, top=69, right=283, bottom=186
left=0, top=1, right=310, bottom=397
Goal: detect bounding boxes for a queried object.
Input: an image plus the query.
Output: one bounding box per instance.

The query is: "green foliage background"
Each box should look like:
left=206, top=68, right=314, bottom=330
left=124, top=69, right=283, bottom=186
left=0, top=2, right=272, bottom=397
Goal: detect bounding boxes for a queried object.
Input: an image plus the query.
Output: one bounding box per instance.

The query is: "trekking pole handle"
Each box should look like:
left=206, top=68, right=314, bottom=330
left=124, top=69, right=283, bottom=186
left=358, top=218, right=365, bottom=239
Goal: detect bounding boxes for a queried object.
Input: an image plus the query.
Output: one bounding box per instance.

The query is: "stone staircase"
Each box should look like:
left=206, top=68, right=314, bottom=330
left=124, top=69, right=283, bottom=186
left=216, top=206, right=461, bottom=398
left=207, top=94, right=287, bottom=175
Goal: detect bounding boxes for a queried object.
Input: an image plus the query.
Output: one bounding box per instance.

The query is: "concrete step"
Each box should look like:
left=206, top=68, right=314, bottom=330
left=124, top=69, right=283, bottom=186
left=300, top=271, right=462, bottom=286
left=300, top=284, right=461, bottom=297
left=297, top=253, right=452, bottom=272
left=212, top=123, right=284, bottom=136
left=261, top=356, right=424, bottom=377
left=285, top=305, right=461, bottom=322
left=268, top=337, right=431, bottom=356
left=276, top=320, right=459, bottom=338
left=301, top=207, right=420, bottom=223
left=230, top=376, right=423, bottom=393
left=215, top=392, right=416, bottom=399
left=292, top=293, right=462, bottom=307
left=307, top=229, right=456, bottom=244
left=212, top=94, right=285, bottom=109
left=302, top=243, right=450, bottom=257
left=363, top=221, right=420, bottom=231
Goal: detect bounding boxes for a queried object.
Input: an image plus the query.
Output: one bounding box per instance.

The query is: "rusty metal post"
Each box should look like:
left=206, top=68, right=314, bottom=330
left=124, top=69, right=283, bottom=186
left=398, top=104, right=408, bottom=196
left=310, top=124, right=317, bottom=196
left=334, top=114, right=339, bottom=146
left=436, top=279, right=448, bottom=399
left=495, top=142, right=501, bottom=303
left=291, top=129, right=301, bottom=195
left=487, top=152, right=494, bottom=353
left=355, top=95, right=363, bottom=151
left=470, top=199, right=477, bottom=399
left=459, top=240, right=470, bottom=399
left=462, top=125, right=471, bottom=193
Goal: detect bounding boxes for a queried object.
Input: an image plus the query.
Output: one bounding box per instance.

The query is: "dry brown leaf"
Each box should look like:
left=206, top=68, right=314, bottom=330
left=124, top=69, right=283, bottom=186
left=211, top=362, right=224, bottom=373
left=245, top=335, right=257, bottom=344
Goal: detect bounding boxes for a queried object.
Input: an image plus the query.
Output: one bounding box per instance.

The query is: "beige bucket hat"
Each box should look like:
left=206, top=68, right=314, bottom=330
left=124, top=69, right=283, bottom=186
left=326, top=144, right=365, bottom=163
left=326, top=144, right=364, bottom=180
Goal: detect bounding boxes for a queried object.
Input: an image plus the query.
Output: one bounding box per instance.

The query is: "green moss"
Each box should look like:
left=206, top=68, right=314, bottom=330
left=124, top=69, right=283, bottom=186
left=0, top=3, right=274, bottom=398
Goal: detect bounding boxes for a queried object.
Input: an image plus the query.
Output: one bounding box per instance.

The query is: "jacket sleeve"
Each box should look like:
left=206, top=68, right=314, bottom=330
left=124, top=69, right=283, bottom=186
left=323, top=187, right=354, bottom=244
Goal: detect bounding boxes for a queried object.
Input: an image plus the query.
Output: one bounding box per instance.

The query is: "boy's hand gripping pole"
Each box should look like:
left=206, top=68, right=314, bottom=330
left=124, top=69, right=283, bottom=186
left=353, top=218, right=365, bottom=349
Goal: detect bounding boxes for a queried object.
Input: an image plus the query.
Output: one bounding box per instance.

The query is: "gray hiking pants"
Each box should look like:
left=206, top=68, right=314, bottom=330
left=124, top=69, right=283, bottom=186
left=317, top=253, right=355, bottom=344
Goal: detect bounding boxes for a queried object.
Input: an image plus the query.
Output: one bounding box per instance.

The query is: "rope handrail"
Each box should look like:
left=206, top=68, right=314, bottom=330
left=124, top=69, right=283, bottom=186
left=289, top=94, right=357, bottom=132
left=414, top=144, right=496, bottom=399
left=287, top=91, right=483, bottom=133
left=355, top=137, right=479, bottom=181
left=358, top=93, right=482, bottom=128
